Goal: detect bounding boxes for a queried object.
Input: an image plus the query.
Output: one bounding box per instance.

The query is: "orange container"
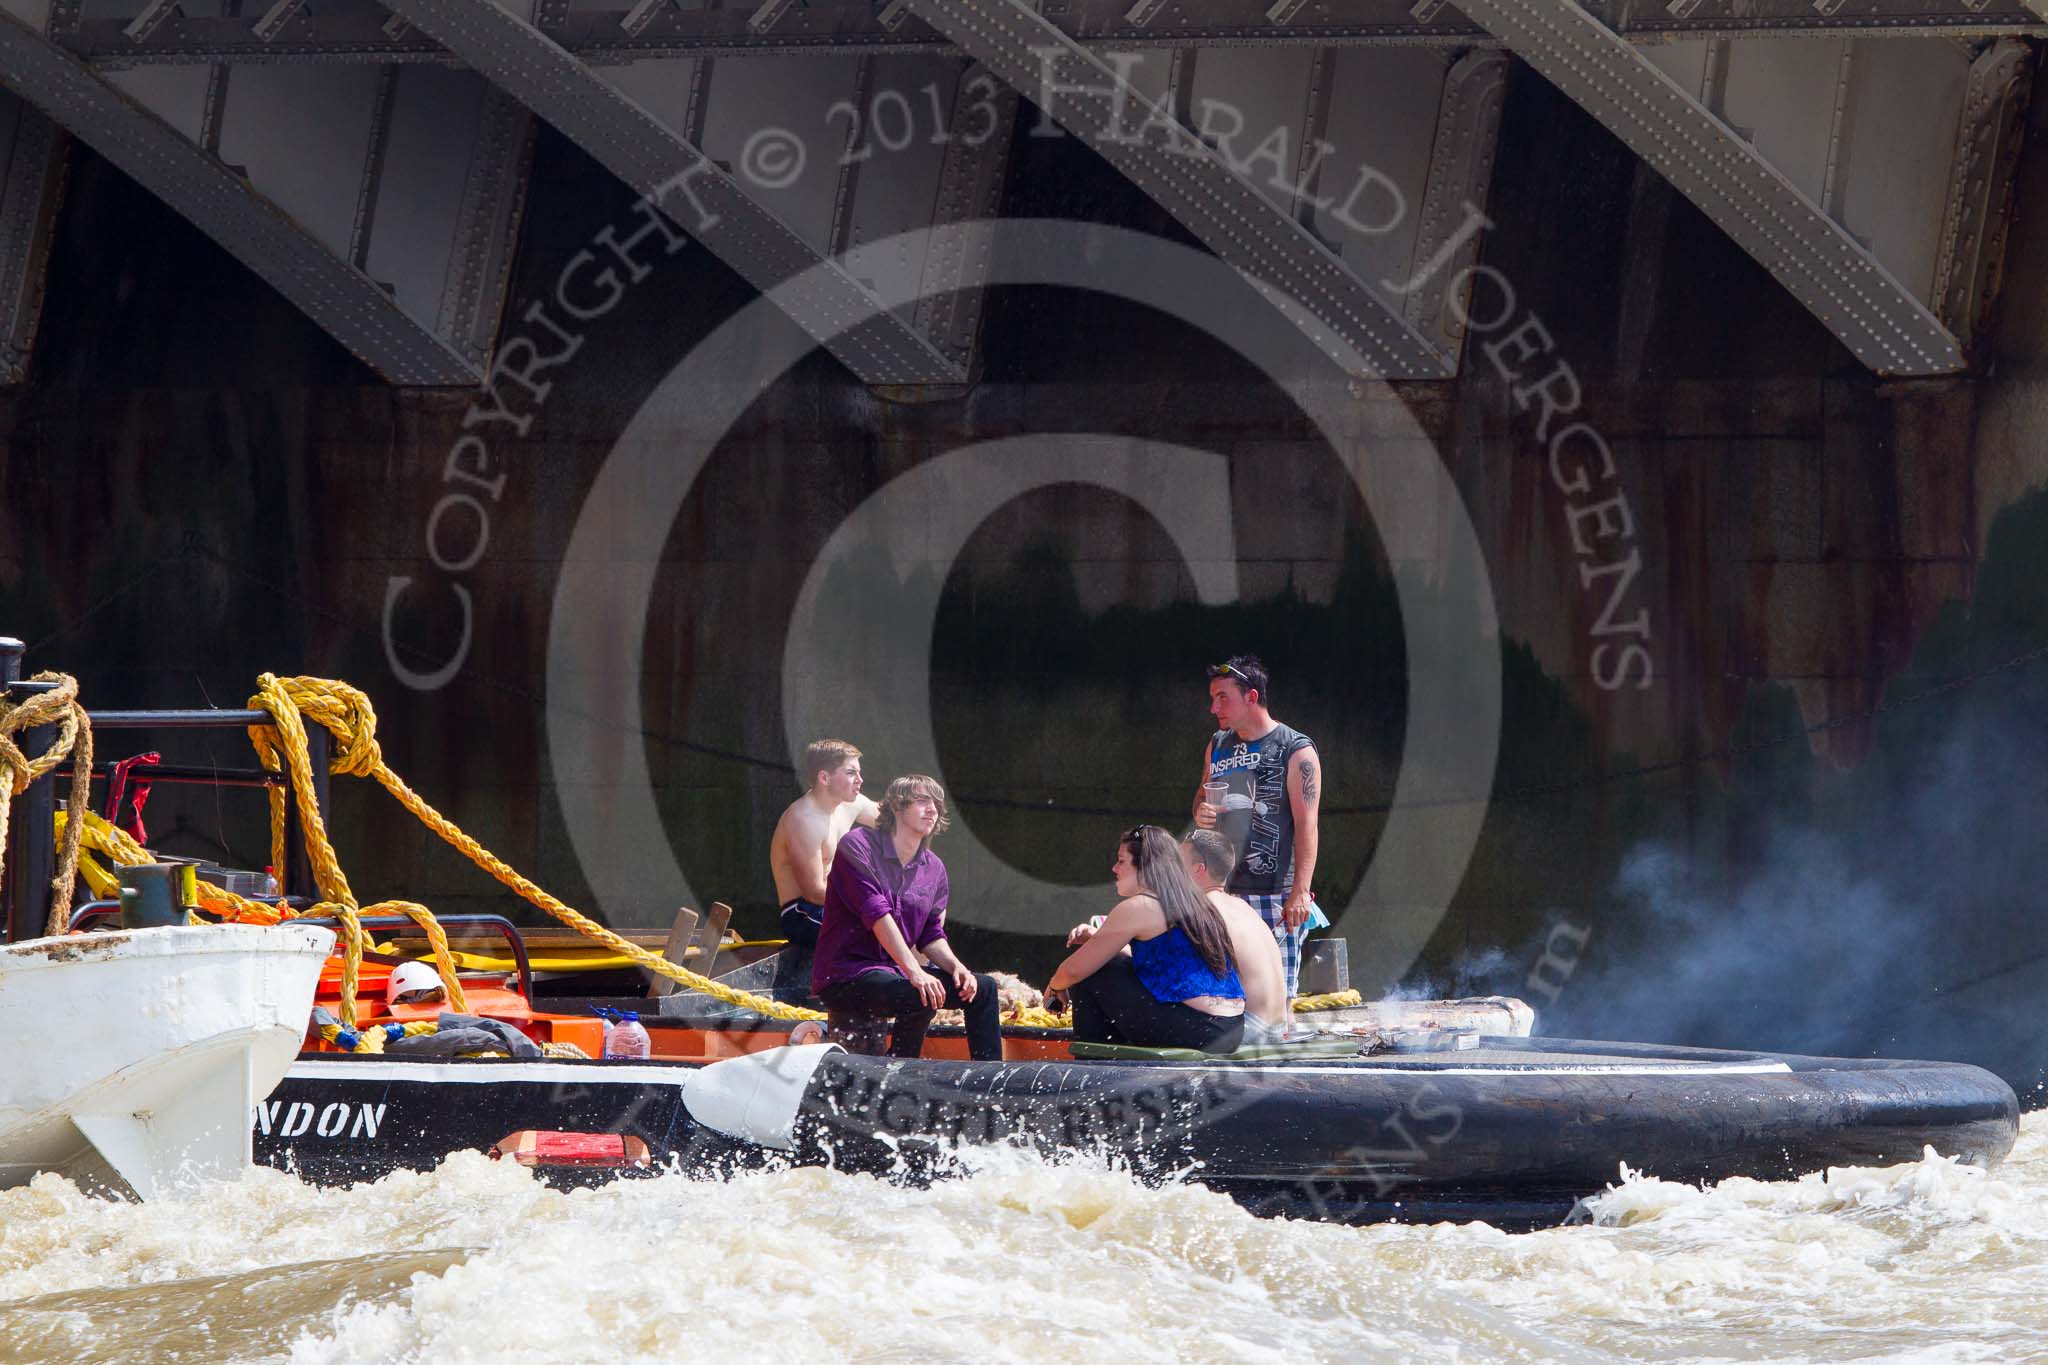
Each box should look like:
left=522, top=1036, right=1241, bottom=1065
left=541, top=1016, right=605, bottom=1056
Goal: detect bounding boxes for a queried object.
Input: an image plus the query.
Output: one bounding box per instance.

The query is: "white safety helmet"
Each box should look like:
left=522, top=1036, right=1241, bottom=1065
left=386, top=960, right=446, bottom=1008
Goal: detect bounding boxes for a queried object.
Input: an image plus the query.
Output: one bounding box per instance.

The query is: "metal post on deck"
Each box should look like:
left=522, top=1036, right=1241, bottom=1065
left=280, top=721, right=331, bottom=901
left=1, top=636, right=58, bottom=943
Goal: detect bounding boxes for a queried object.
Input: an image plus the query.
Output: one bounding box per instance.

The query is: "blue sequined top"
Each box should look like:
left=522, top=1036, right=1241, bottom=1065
left=1131, top=925, right=1242, bottom=1004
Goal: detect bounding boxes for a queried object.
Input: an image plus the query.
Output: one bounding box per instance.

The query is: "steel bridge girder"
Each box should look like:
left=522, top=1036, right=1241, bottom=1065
left=908, top=0, right=1457, bottom=380
left=1451, top=0, right=1966, bottom=377
left=54, top=0, right=2047, bottom=67
left=378, top=0, right=964, bottom=385
left=0, top=7, right=486, bottom=383
left=0, top=93, right=66, bottom=384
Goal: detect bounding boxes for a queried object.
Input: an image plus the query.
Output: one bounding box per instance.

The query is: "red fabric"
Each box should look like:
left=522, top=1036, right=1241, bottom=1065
left=104, top=751, right=161, bottom=843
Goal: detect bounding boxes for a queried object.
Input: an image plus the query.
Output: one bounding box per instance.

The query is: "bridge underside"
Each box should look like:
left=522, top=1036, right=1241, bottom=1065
left=0, top=0, right=2034, bottom=386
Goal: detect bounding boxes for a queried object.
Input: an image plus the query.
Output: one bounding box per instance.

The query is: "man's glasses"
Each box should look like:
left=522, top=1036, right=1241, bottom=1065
left=1209, top=662, right=1251, bottom=687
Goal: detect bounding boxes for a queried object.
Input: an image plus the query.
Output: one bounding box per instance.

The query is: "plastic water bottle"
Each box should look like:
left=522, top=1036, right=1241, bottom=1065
left=605, top=1010, right=650, bottom=1060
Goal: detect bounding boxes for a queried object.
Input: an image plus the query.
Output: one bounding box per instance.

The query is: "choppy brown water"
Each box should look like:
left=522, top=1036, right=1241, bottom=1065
left=3, top=1110, right=2046, bottom=1364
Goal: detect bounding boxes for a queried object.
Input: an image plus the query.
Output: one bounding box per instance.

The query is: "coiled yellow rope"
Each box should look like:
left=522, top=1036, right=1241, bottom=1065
left=0, top=671, right=92, bottom=937
left=248, top=675, right=825, bottom=1023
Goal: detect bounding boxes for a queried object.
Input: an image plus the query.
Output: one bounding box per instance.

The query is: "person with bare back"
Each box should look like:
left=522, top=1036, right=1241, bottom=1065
left=1180, top=828, right=1288, bottom=1039
left=771, top=739, right=880, bottom=949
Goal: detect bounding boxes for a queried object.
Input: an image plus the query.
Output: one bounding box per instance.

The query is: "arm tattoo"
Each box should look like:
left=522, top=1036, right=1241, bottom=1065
left=1299, top=758, right=1318, bottom=803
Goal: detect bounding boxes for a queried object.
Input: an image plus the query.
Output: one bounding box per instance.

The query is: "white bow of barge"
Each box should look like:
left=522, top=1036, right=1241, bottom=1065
left=0, top=923, right=334, bottom=1198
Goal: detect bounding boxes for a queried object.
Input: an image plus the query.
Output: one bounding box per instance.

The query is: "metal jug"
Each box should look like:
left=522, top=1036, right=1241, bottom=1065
left=116, top=862, right=196, bottom=930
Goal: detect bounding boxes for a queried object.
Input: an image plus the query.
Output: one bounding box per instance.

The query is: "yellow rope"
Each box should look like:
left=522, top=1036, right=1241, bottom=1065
left=249, top=675, right=824, bottom=1023
left=1005, top=989, right=1363, bottom=1033
left=1293, top=990, right=1363, bottom=1012
left=328, top=903, right=365, bottom=1022
left=233, top=677, right=483, bottom=1026
left=238, top=897, right=473, bottom=1023
left=382, top=903, right=470, bottom=1013
left=246, top=674, right=357, bottom=906
left=1003, top=1005, right=1073, bottom=1029
left=0, top=671, right=92, bottom=937
left=72, top=844, right=121, bottom=900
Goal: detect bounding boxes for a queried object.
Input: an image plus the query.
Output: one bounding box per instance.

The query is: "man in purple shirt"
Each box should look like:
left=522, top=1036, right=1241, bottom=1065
left=812, top=774, right=1002, bottom=1060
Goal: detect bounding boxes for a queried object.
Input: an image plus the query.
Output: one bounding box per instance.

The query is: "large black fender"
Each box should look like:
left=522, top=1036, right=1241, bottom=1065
left=782, top=1042, right=2020, bottom=1218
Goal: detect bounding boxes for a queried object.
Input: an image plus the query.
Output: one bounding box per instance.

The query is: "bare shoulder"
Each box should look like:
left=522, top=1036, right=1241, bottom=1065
left=774, top=796, right=825, bottom=845
left=833, top=795, right=881, bottom=839
left=1208, top=888, right=1258, bottom=925
left=1111, top=894, right=1169, bottom=937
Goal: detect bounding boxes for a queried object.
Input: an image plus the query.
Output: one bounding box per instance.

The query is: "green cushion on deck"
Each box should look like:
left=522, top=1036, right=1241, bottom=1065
left=1067, top=1037, right=1364, bottom=1062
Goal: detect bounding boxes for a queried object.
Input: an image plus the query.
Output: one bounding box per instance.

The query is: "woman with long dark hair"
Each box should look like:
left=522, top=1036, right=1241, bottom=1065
left=1045, top=825, right=1245, bottom=1053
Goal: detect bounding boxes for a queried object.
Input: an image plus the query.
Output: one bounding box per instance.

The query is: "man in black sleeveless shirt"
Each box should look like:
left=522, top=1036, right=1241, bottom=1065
left=1192, top=655, right=1323, bottom=1000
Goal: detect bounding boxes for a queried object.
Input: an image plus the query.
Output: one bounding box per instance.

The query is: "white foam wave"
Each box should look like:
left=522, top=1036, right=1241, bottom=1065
left=1, top=1114, right=2044, bottom=1364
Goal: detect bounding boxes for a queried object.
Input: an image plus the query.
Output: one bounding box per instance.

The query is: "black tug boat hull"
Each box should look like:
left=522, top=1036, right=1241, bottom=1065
left=253, top=1038, right=2021, bottom=1227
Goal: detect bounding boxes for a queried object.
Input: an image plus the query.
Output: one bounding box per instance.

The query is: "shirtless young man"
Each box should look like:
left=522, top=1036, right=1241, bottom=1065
left=1181, top=829, right=1288, bottom=1039
left=770, top=739, right=880, bottom=948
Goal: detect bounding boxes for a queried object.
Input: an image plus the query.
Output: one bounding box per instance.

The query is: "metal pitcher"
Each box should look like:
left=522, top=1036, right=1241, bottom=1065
left=116, top=862, right=197, bottom=930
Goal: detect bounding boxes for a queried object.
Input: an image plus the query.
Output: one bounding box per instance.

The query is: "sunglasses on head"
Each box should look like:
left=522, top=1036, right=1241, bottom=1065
left=1208, top=662, right=1251, bottom=687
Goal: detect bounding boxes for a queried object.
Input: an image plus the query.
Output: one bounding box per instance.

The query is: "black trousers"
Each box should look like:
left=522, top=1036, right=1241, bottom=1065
left=779, top=902, right=822, bottom=948
left=818, top=968, right=1004, bottom=1061
left=1070, top=955, right=1245, bottom=1053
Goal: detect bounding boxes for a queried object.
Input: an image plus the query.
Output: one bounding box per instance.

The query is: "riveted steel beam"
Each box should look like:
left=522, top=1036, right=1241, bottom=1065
left=911, top=61, right=1018, bottom=376
left=0, top=95, right=65, bottom=385
left=62, top=0, right=2043, bottom=67
left=374, top=0, right=963, bottom=385
left=1639, top=0, right=2041, bottom=41
left=0, top=8, right=480, bottom=384
left=907, top=0, right=1454, bottom=379
left=1932, top=37, right=2033, bottom=351
left=1401, top=49, right=1507, bottom=365
left=1450, top=0, right=1966, bottom=377
left=431, top=82, right=532, bottom=371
